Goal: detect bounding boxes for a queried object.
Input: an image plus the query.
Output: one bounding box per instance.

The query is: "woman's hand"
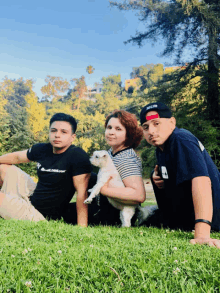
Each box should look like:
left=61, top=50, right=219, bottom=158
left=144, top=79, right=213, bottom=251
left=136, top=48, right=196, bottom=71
left=100, top=176, right=113, bottom=195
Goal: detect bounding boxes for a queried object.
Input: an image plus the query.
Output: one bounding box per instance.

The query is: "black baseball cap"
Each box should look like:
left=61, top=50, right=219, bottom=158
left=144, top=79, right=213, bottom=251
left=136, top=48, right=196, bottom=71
left=140, top=102, right=172, bottom=125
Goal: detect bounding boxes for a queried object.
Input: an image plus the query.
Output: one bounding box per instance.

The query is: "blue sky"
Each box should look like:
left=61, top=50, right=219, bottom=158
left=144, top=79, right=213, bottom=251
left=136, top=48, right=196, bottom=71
left=0, top=0, right=172, bottom=99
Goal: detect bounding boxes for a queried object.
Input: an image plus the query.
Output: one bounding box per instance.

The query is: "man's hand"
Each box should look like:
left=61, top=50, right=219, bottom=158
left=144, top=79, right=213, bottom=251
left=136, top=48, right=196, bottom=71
left=190, top=237, right=220, bottom=248
left=152, top=165, right=164, bottom=189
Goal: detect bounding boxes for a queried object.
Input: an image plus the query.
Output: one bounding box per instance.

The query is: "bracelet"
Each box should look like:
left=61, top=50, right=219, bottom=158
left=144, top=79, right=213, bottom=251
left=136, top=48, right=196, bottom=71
left=195, top=219, right=212, bottom=226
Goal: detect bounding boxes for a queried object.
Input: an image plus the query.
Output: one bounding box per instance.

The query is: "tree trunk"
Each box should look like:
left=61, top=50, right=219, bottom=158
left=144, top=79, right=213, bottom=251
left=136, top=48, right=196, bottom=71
left=207, top=27, right=220, bottom=121
left=77, top=97, right=81, bottom=111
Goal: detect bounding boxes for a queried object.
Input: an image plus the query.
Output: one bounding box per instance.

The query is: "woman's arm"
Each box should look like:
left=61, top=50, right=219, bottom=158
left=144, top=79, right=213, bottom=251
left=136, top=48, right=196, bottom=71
left=100, top=176, right=146, bottom=205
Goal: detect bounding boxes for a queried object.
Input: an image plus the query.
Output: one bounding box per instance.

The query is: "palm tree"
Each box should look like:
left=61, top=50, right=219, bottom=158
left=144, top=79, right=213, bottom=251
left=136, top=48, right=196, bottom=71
left=86, top=65, right=95, bottom=98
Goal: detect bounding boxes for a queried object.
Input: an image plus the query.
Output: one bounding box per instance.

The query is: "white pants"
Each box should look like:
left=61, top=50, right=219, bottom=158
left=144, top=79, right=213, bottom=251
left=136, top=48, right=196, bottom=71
left=0, top=165, right=45, bottom=221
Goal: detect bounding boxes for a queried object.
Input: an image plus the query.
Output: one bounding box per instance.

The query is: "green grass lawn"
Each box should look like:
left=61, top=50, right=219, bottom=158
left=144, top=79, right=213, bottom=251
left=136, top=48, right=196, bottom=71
left=1, top=212, right=220, bottom=293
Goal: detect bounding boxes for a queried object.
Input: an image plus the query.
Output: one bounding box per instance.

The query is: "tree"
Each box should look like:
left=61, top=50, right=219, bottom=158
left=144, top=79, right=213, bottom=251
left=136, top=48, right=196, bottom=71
left=102, top=74, right=122, bottom=96
left=0, top=78, right=36, bottom=152
left=130, top=63, right=164, bottom=90
left=86, top=65, right=95, bottom=98
left=0, top=77, right=30, bottom=107
left=25, top=89, right=47, bottom=141
left=130, top=64, right=154, bottom=79
left=0, top=85, right=10, bottom=154
left=86, top=65, right=95, bottom=75
left=41, top=76, right=70, bottom=101
left=111, top=0, right=220, bottom=121
left=135, top=65, right=220, bottom=169
left=71, top=76, right=87, bottom=111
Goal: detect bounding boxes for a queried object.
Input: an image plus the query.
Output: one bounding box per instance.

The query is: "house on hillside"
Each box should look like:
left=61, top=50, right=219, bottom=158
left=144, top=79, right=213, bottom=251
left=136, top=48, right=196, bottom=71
left=84, top=83, right=103, bottom=99
left=91, top=83, right=103, bottom=95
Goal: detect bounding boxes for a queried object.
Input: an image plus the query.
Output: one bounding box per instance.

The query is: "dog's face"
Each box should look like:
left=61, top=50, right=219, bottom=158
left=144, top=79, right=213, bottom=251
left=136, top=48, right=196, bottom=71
left=90, top=150, right=109, bottom=168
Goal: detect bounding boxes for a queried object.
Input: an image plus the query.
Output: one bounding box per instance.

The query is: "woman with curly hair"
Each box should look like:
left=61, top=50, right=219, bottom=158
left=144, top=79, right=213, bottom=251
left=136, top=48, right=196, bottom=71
left=88, top=109, right=146, bottom=226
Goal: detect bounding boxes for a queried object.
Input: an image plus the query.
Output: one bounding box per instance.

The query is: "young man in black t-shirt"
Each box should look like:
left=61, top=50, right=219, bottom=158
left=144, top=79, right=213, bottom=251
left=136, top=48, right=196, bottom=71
left=139, top=102, right=220, bottom=248
left=0, top=113, right=92, bottom=227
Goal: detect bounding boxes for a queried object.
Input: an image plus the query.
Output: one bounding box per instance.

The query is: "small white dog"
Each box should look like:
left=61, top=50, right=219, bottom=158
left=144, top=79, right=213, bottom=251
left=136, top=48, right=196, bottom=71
left=84, top=150, right=138, bottom=227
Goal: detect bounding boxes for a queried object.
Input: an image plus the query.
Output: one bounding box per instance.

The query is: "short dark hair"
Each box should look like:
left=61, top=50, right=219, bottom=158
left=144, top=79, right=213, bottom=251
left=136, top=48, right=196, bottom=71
left=105, top=110, right=143, bottom=149
left=49, top=113, right=77, bottom=133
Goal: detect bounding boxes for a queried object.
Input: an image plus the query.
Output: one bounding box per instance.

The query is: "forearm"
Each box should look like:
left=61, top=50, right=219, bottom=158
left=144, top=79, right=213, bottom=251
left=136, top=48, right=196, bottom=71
left=73, top=173, right=91, bottom=227
left=0, top=153, right=19, bottom=165
left=101, top=186, right=144, bottom=205
left=192, top=177, right=213, bottom=238
left=76, top=192, right=88, bottom=227
left=0, top=150, right=29, bottom=165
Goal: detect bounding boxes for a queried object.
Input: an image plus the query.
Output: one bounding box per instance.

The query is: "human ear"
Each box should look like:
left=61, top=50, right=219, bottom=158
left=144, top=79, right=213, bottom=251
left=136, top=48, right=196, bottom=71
left=167, top=117, right=176, bottom=131
left=71, top=133, right=76, bottom=142
left=170, top=117, right=176, bottom=127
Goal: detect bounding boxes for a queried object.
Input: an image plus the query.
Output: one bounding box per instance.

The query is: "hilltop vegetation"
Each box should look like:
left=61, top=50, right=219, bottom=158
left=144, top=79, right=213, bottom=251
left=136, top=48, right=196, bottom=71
left=0, top=63, right=219, bottom=177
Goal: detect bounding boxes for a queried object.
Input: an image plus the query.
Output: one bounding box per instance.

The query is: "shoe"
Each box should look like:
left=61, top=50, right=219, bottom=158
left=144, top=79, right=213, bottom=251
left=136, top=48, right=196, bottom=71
left=137, top=205, right=158, bottom=226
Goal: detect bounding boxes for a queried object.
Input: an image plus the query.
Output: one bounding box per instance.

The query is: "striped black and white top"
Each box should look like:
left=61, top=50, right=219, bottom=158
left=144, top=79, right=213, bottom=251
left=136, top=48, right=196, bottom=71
left=108, top=147, right=142, bottom=180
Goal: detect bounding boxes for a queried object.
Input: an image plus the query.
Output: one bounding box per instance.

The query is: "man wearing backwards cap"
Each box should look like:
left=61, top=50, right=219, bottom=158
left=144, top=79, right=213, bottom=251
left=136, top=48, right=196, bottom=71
left=139, top=102, right=220, bottom=248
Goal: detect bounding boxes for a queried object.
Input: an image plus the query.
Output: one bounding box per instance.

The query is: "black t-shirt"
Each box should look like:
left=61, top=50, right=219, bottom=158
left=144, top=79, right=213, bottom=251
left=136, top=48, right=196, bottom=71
left=156, top=127, right=220, bottom=230
left=27, top=143, right=92, bottom=219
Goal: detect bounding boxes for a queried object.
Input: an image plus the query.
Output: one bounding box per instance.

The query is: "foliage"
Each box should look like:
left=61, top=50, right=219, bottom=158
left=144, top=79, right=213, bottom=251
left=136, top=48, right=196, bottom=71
left=1, top=62, right=220, bottom=177
left=141, top=144, right=157, bottom=178
left=157, top=65, right=220, bottom=168
left=0, top=77, right=30, bottom=107
left=131, top=63, right=154, bottom=79
left=0, top=90, right=10, bottom=154
left=41, top=76, right=70, bottom=101
left=70, top=110, right=108, bottom=154
left=86, top=65, right=95, bottom=75
left=124, top=66, right=164, bottom=118
left=0, top=78, right=35, bottom=151
left=111, top=0, right=220, bottom=120
left=126, top=63, right=220, bottom=172
left=102, top=74, right=122, bottom=96
left=0, top=78, right=38, bottom=175
left=71, top=76, right=87, bottom=111
left=25, top=89, right=48, bottom=141
left=129, top=63, right=164, bottom=93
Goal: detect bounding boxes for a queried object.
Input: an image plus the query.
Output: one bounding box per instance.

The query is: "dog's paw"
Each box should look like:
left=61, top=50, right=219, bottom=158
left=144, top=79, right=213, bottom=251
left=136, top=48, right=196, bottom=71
left=88, top=188, right=93, bottom=193
left=84, top=198, right=93, bottom=204
left=121, top=223, right=131, bottom=228
left=137, top=205, right=158, bottom=226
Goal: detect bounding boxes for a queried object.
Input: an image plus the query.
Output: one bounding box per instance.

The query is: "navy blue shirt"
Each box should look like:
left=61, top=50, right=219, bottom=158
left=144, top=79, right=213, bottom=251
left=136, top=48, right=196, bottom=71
left=27, top=143, right=92, bottom=219
left=156, top=127, right=220, bottom=230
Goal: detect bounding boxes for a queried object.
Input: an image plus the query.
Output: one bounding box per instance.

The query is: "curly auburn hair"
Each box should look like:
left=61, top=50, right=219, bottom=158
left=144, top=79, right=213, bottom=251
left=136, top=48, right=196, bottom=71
left=105, top=110, right=143, bottom=149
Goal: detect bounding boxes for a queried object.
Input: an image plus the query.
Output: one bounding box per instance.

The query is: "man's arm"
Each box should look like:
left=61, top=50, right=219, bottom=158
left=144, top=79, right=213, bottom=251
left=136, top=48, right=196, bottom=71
left=73, top=173, right=91, bottom=227
left=0, top=150, right=30, bottom=165
left=190, top=176, right=220, bottom=248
